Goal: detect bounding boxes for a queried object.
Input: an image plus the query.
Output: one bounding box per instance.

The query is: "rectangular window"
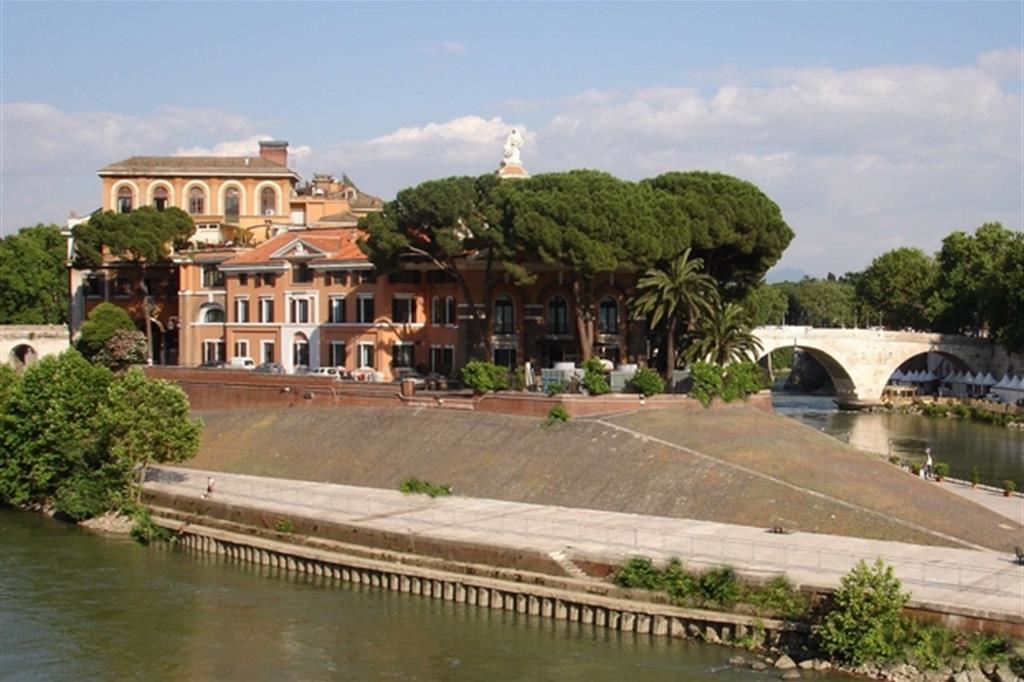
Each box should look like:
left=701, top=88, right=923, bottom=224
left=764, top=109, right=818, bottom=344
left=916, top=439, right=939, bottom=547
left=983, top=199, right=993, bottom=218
left=234, top=298, right=249, bottom=323
left=289, top=298, right=310, bottom=324
left=357, top=295, right=375, bottom=323
left=392, top=297, right=415, bottom=324
left=329, top=296, right=347, bottom=323
left=388, top=271, right=422, bottom=284
left=202, top=265, right=225, bottom=289
left=261, top=340, right=275, bottom=364
left=259, top=298, right=274, bottom=323
left=330, top=341, right=346, bottom=367
left=238, top=273, right=249, bottom=287
left=85, top=274, right=105, bottom=298
left=325, top=271, right=347, bottom=286
left=430, top=346, right=454, bottom=375
left=258, top=273, right=276, bottom=287
left=358, top=343, right=375, bottom=369
left=113, top=277, right=133, bottom=297
left=203, top=340, right=226, bottom=363
left=427, top=270, right=457, bottom=284
left=392, top=343, right=414, bottom=369
left=493, top=348, right=517, bottom=369
left=293, top=262, right=313, bottom=284
left=357, top=271, right=377, bottom=285
left=234, top=340, right=249, bottom=358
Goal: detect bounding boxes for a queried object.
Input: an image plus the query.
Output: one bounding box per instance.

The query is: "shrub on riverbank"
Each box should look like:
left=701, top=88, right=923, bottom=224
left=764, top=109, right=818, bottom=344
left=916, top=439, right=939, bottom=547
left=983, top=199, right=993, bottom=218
left=399, top=477, right=452, bottom=497
left=690, top=361, right=766, bottom=406
left=0, top=351, right=202, bottom=522
left=612, top=557, right=808, bottom=618
left=461, top=360, right=509, bottom=394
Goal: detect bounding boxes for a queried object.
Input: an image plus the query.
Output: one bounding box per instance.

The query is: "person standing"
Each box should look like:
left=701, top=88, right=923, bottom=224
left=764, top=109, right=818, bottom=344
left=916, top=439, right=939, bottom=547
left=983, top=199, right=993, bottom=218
left=924, top=448, right=934, bottom=480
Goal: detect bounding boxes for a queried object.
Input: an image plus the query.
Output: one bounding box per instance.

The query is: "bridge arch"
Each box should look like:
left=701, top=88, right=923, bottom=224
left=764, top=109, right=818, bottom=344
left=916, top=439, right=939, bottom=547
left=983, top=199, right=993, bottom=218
left=757, top=343, right=858, bottom=404
left=8, top=344, right=37, bottom=369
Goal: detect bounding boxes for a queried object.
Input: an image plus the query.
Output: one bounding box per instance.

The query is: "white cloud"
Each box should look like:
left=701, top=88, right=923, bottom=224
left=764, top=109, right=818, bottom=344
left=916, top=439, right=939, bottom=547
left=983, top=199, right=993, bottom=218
left=175, top=135, right=312, bottom=160
left=440, top=40, right=465, bottom=54
left=3, top=49, right=1020, bottom=275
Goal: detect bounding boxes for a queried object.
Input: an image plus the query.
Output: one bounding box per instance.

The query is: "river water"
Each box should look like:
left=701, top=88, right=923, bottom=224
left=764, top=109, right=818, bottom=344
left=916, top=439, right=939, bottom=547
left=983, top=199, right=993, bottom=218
left=2, top=509, right=851, bottom=682
left=772, top=393, right=1024, bottom=488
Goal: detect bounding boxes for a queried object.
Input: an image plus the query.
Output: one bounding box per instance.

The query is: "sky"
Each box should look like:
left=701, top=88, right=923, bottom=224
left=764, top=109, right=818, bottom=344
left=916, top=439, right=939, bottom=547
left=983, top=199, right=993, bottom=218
left=1, top=1, right=1021, bottom=278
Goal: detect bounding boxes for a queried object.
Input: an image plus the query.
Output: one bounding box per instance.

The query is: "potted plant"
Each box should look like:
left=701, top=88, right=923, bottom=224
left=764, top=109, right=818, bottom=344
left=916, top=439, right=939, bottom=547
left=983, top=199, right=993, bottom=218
left=933, top=462, right=949, bottom=482
left=1002, top=480, right=1017, bottom=497
left=970, top=466, right=981, bottom=489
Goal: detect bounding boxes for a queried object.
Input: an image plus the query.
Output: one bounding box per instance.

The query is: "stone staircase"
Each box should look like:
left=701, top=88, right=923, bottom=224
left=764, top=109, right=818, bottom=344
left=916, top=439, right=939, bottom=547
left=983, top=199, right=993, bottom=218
left=548, top=548, right=589, bottom=580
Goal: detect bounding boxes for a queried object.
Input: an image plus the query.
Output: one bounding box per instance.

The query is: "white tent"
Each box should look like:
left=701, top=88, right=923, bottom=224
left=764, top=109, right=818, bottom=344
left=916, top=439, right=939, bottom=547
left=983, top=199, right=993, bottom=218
left=979, top=372, right=998, bottom=387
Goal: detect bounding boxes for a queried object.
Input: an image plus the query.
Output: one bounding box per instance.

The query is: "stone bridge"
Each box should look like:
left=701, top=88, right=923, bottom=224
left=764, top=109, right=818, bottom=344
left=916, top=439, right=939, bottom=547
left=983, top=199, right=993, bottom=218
left=753, top=326, right=1011, bottom=407
left=0, top=325, right=70, bottom=369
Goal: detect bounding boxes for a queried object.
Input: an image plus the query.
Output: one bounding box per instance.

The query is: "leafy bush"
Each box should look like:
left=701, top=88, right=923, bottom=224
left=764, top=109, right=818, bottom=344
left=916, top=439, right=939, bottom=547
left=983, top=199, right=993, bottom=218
left=275, top=518, right=295, bottom=534
left=581, top=358, right=610, bottom=395
left=969, top=466, right=981, bottom=486
left=628, top=367, right=664, bottom=397
left=817, top=559, right=911, bottom=664
left=53, top=473, right=116, bottom=521
left=747, top=575, right=809, bottom=619
left=129, top=506, right=172, bottom=545
left=76, top=303, right=137, bottom=360
left=1003, top=479, right=1017, bottom=494
left=461, top=360, right=509, bottom=394
left=933, top=462, right=949, bottom=479
left=512, top=366, right=527, bottom=391
left=662, top=557, right=697, bottom=603
left=93, top=329, right=148, bottom=370
left=689, top=362, right=724, bottom=406
left=909, top=623, right=957, bottom=670
left=612, top=556, right=664, bottom=590
left=696, top=565, right=741, bottom=608
left=399, top=477, right=452, bottom=498
left=544, top=404, right=570, bottom=426
left=545, top=381, right=567, bottom=396
left=722, top=361, right=766, bottom=401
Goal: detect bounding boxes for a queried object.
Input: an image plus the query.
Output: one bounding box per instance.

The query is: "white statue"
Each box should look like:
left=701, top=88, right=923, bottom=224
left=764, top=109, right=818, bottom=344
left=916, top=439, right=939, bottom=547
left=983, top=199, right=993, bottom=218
left=502, top=128, right=524, bottom=166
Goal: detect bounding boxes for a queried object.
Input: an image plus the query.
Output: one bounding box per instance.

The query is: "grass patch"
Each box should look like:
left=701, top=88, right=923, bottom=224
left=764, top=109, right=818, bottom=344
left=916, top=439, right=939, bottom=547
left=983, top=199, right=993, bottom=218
left=399, top=477, right=452, bottom=498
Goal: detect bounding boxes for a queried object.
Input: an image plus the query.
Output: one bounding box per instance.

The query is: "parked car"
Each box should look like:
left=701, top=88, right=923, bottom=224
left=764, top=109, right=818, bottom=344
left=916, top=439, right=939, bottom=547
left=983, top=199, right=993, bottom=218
left=310, top=366, right=351, bottom=380
left=228, top=357, right=255, bottom=370
left=253, top=362, right=286, bottom=375
left=392, top=369, right=426, bottom=387
left=198, top=360, right=226, bottom=369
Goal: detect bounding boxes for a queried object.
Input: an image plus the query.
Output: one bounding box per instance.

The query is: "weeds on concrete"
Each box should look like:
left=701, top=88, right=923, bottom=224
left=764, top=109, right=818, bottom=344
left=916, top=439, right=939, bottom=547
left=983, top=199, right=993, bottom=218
left=399, top=477, right=452, bottom=498
left=543, top=405, right=570, bottom=426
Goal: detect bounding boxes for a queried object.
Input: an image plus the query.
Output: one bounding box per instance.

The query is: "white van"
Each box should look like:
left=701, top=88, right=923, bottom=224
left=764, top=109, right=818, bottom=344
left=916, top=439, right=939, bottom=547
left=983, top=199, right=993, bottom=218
left=228, top=357, right=255, bottom=370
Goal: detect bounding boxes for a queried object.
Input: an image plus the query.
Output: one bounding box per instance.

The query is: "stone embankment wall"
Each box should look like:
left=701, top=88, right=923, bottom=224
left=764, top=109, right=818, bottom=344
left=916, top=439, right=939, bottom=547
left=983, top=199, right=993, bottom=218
left=143, top=367, right=773, bottom=417
left=153, top=514, right=801, bottom=651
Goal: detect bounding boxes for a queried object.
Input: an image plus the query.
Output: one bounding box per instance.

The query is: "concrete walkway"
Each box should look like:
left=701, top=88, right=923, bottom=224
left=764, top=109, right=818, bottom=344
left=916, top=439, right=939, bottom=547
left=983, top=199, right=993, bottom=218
left=940, top=478, right=1023, bottom=524
left=146, top=466, right=1023, bottom=622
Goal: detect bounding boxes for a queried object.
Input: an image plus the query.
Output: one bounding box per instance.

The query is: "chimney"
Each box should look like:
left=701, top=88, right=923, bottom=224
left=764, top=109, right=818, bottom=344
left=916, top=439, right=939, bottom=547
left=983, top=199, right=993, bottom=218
left=258, top=140, right=289, bottom=167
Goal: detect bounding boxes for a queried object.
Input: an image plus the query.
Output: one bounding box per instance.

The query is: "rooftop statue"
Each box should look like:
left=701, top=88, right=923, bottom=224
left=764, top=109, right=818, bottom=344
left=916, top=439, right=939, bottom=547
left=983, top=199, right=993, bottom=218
left=502, top=128, right=524, bottom=166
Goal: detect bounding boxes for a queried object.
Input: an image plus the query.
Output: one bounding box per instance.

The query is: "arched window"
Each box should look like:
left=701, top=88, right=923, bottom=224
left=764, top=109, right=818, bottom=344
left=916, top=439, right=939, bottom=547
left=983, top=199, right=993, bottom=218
left=224, top=187, right=240, bottom=223
left=493, top=295, right=514, bottom=335
left=260, top=187, right=277, bottom=216
left=599, top=297, right=618, bottom=335
left=152, top=186, right=169, bottom=211
left=188, top=187, right=206, bottom=215
left=547, top=296, right=568, bottom=335
left=200, top=305, right=225, bottom=323
left=117, top=186, right=133, bottom=213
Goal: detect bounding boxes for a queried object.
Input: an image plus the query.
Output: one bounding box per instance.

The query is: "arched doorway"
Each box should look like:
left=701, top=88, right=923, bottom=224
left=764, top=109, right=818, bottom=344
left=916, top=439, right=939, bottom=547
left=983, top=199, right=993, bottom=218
left=9, top=344, right=37, bottom=369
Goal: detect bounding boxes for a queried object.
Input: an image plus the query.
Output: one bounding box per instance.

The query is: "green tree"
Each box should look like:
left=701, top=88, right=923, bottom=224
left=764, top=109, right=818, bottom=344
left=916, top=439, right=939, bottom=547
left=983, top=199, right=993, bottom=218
left=96, top=368, right=202, bottom=497
left=684, top=301, right=763, bottom=365
left=77, top=303, right=137, bottom=360
left=0, top=224, right=69, bottom=325
left=780, top=278, right=861, bottom=327
left=632, top=249, right=720, bottom=381
left=818, top=559, right=911, bottom=664
left=928, top=223, right=1014, bottom=337
left=856, top=247, right=937, bottom=329
left=500, top=171, right=671, bottom=361
left=94, top=329, right=148, bottom=371
left=987, top=231, right=1024, bottom=353
left=641, top=171, right=794, bottom=296
left=72, top=207, right=194, bottom=268
left=359, top=175, right=512, bottom=358
left=0, top=351, right=112, bottom=506
left=740, top=283, right=788, bottom=326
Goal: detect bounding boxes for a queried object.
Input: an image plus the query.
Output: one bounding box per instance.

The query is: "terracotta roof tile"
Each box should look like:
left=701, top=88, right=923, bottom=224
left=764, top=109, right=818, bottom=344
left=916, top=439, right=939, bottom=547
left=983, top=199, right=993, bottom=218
left=220, top=228, right=368, bottom=267
left=99, top=156, right=298, bottom=177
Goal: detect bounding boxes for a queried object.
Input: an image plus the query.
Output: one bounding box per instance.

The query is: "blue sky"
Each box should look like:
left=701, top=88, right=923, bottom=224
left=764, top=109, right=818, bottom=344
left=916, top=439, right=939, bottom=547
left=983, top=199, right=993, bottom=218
left=2, top=1, right=1021, bottom=277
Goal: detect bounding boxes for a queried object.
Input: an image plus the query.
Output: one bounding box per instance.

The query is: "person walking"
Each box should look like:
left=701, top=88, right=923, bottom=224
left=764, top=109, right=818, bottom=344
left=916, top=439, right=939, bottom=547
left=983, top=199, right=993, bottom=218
left=202, top=477, right=215, bottom=498
left=924, top=448, right=934, bottom=480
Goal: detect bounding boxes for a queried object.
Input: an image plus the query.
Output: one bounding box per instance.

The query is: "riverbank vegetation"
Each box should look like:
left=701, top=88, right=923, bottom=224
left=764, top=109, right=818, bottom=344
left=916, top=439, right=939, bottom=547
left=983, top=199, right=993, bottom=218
left=614, top=556, right=1022, bottom=679
left=880, top=400, right=1024, bottom=428
left=0, top=350, right=202, bottom=528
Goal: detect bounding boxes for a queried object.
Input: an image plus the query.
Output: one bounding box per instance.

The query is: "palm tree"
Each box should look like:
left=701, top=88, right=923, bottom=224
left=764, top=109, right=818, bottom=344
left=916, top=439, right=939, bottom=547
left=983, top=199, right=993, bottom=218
left=631, top=249, right=719, bottom=381
left=684, top=301, right=763, bottom=365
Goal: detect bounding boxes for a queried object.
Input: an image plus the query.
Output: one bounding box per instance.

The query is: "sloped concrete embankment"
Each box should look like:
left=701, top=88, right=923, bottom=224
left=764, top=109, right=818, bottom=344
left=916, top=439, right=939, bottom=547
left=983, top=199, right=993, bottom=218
left=185, top=406, right=1021, bottom=552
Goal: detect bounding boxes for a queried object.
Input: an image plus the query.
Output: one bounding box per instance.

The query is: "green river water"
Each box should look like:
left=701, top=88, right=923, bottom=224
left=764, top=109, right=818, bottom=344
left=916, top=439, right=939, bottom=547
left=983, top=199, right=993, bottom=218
left=1, top=509, right=849, bottom=682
